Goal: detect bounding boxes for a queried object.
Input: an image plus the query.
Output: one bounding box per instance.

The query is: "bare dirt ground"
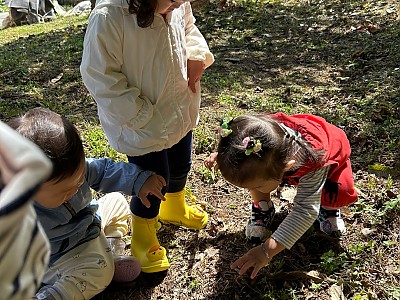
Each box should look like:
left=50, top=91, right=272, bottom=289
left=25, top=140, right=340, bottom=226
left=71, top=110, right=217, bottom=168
left=93, top=157, right=399, bottom=299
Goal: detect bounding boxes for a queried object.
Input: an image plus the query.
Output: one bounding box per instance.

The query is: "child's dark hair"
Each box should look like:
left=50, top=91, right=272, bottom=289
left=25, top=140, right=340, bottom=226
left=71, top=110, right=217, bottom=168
left=128, top=0, right=158, bottom=28
left=8, top=108, right=84, bottom=183
left=216, top=115, right=324, bottom=186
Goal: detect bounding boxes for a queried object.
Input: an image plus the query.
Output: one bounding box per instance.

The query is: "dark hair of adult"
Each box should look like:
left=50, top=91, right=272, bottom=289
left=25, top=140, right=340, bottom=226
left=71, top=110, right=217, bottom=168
left=8, top=107, right=85, bottom=183
left=216, top=115, right=325, bottom=186
left=128, top=0, right=158, bottom=28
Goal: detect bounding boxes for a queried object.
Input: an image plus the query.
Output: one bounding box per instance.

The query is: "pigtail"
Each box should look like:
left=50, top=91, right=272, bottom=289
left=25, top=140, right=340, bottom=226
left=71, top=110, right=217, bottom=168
left=280, top=125, right=325, bottom=170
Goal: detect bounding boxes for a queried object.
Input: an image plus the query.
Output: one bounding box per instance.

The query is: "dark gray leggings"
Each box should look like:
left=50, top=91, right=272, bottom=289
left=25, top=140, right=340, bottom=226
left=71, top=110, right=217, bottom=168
left=128, top=131, right=192, bottom=218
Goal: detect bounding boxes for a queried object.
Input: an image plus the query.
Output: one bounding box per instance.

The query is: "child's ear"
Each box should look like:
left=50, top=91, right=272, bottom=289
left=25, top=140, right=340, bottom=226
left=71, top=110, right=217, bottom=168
left=283, top=160, right=296, bottom=172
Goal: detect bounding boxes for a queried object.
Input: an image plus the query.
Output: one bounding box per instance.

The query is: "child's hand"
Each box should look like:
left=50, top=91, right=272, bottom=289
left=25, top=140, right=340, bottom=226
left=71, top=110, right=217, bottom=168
left=187, top=60, right=204, bottom=93
left=204, top=152, right=219, bottom=172
left=230, top=244, right=271, bottom=279
left=138, top=174, right=166, bottom=208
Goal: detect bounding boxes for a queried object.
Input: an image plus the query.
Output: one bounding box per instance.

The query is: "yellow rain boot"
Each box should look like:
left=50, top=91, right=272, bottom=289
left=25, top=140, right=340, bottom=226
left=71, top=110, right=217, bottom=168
left=159, top=190, right=208, bottom=230
left=130, top=215, right=170, bottom=273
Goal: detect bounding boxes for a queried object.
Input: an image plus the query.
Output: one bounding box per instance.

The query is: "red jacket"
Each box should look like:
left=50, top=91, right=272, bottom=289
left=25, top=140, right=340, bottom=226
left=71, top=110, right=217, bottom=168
left=271, top=113, right=351, bottom=185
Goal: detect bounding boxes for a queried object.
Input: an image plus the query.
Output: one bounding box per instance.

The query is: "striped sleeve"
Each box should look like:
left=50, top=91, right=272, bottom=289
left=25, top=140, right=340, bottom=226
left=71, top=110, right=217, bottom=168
left=0, top=198, right=50, bottom=300
left=271, top=166, right=330, bottom=249
left=0, top=121, right=52, bottom=300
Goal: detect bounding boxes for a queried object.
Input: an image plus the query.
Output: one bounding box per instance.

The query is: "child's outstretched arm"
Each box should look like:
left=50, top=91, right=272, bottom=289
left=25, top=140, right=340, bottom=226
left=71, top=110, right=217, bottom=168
left=86, top=158, right=167, bottom=208
left=230, top=238, right=285, bottom=279
left=204, top=152, right=219, bottom=172
left=138, top=174, right=166, bottom=208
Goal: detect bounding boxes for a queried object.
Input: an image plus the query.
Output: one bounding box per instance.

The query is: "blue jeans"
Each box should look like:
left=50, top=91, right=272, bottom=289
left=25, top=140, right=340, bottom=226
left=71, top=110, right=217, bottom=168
left=127, top=131, right=193, bottom=218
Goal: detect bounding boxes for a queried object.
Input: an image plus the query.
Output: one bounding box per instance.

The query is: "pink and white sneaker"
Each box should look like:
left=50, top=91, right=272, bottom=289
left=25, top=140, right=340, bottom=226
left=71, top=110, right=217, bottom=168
left=318, top=207, right=346, bottom=237
left=245, top=200, right=275, bottom=243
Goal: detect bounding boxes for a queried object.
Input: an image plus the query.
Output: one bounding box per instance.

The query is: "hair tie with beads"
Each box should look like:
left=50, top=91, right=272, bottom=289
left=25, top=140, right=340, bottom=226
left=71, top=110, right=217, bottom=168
left=242, top=136, right=262, bottom=156
left=217, top=120, right=232, bottom=137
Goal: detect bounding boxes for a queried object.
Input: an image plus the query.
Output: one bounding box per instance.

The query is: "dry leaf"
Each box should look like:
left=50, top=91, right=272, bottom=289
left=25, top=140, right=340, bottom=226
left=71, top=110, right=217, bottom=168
left=329, top=284, right=346, bottom=300
left=50, top=73, right=63, bottom=84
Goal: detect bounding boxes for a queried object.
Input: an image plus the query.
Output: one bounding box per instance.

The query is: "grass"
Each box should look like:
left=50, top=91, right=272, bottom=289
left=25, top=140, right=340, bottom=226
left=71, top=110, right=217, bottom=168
left=1, top=0, right=399, bottom=299
left=0, top=14, right=87, bottom=44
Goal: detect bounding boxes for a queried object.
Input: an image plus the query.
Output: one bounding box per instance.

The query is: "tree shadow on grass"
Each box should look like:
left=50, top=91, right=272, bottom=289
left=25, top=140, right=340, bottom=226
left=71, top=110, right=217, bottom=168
left=196, top=0, right=400, bottom=171
left=0, top=24, right=98, bottom=123
left=197, top=0, right=400, bottom=104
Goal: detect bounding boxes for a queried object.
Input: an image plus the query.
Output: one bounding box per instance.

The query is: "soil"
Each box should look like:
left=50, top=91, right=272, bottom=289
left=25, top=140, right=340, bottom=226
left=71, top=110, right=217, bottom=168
left=92, top=154, right=399, bottom=300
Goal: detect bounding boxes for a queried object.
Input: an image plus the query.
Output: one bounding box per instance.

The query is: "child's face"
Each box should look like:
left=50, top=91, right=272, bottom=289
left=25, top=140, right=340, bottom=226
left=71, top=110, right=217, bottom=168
left=34, top=161, right=86, bottom=208
left=239, top=177, right=281, bottom=195
left=156, top=0, right=185, bottom=14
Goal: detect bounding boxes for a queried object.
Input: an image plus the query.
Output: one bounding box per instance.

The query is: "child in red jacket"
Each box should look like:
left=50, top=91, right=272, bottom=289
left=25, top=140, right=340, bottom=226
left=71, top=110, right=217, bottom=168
left=205, top=113, right=358, bottom=279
